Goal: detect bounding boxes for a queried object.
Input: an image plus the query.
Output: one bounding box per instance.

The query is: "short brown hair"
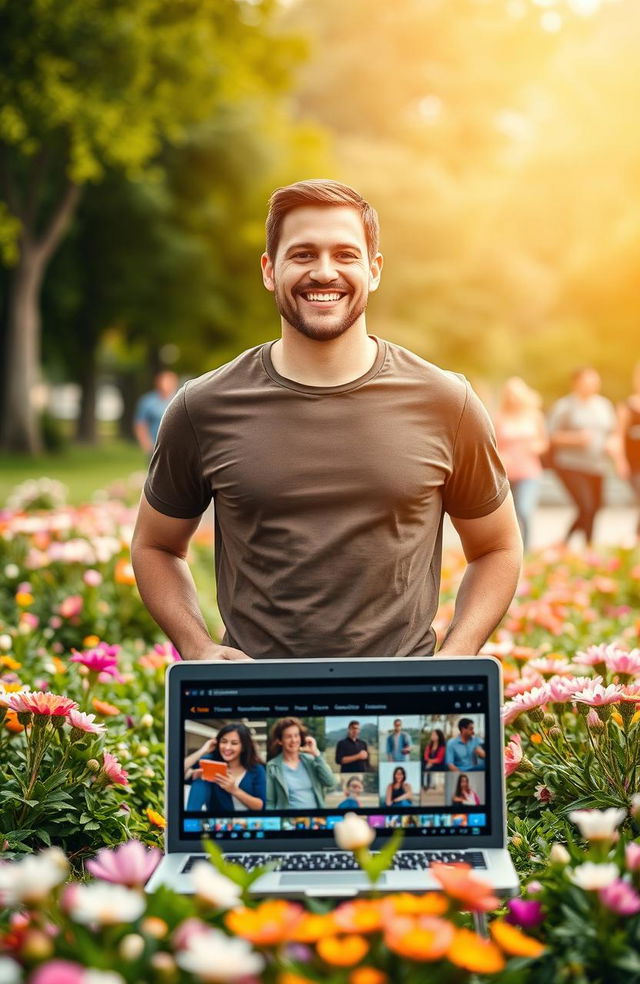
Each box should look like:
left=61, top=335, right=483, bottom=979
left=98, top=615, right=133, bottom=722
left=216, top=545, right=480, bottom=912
left=265, top=179, right=380, bottom=261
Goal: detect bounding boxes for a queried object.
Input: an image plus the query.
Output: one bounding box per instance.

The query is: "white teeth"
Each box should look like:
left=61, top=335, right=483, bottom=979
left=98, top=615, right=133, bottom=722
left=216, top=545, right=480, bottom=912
left=304, top=292, right=342, bottom=302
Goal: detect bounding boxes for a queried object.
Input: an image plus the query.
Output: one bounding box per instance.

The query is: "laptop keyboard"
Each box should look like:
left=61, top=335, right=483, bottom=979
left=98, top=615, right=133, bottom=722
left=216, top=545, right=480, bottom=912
left=181, top=850, right=486, bottom=874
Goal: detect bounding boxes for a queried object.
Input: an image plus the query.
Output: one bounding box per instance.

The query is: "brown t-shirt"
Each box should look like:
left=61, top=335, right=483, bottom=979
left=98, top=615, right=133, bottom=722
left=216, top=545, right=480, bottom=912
left=144, top=338, right=508, bottom=660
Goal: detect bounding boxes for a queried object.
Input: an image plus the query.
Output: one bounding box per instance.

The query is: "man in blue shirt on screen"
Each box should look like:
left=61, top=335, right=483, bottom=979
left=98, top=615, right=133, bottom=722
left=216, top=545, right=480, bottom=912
left=445, top=718, right=486, bottom=772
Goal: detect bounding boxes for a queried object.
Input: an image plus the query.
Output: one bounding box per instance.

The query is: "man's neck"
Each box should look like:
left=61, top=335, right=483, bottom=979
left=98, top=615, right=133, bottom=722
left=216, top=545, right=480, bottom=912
left=271, top=323, right=377, bottom=387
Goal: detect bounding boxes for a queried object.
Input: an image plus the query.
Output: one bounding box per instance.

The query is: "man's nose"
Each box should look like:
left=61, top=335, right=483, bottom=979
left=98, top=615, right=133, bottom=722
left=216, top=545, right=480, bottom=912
left=309, top=254, right=338, bottom=282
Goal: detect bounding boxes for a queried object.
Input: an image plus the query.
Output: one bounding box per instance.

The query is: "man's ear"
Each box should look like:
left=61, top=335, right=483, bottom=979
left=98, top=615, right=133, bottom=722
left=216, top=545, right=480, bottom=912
left=368, top=252, right=383, bottom=293
left=261, top=252, right=275, bottom=292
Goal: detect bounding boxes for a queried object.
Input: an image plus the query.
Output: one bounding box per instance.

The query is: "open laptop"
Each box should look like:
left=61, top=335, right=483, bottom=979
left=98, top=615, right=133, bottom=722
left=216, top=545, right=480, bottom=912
left=145, top=657, right=519, bottom=898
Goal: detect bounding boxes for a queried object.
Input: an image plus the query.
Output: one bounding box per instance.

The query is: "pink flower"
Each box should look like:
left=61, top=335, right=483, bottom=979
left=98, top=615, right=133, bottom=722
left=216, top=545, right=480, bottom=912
left=8, top=691, right=77, bottom=716
left=529, top=656, right=573, bottom=677
left=574, top=644, right=619, bottom=668
left=83, top=569, right=103, bottom=587
left=625, top=843, right=640, bottom=872
left=535, top=784, right=553, bottom=802
left=505, top=674, right=544, bottom=698
left=30, top=960, right=86, bottom=984
left=102, top=751, right=129, bottom=786
left=599, top=879, right=640, bottom=915
left=58, top=595, right=83, bottom=619
left=546, top=675, right=583, bottom=703
left=504, top=734, right=523, bottom=776
left=86, top=840, right=162, bottom=888
left=66, top=709, right=106, bottom=735
left=173, top=917, right=211, bottom=950
left=573, top=682, right=626, bottom=707
left=502, top=685, right=550, bottom=724
left=605, top=650, right=640, bottom=677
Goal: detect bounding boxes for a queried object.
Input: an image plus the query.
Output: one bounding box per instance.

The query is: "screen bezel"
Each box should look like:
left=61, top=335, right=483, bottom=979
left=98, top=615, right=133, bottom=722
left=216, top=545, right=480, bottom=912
left=165, top=657, right=506, bottom=853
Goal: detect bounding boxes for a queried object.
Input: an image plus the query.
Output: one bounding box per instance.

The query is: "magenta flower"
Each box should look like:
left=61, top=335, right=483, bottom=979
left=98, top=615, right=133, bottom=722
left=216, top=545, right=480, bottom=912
left=66, top=709, right=106, bottom=735
left=506, top=898, right=544, bottom=929
left=70, top=643, right=120, bottom=676
left=58, top=595, right=83, bottom=619
left=30, top=960, right=86, bottom=984
left=504, top=734, right=523, bottom=776
left=86, top=840, right=162, bottom=888
left=599, top=879, right=640, bottom=916
left=101, top=751, right=129, bottom=786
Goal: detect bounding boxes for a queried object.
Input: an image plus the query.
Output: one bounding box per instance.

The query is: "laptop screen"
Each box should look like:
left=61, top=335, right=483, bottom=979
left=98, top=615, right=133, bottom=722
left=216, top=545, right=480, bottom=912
left=178, top=673, right=493, bottom=844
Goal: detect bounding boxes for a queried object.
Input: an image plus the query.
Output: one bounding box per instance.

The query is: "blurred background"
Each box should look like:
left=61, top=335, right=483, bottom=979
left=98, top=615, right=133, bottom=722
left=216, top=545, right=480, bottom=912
left=1, top=0, right=638, bottom=509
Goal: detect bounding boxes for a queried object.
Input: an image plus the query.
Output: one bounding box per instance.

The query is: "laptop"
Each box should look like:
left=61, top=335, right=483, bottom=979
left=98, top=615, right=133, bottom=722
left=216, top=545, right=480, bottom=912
left=145, top=656, right=519, bottom=898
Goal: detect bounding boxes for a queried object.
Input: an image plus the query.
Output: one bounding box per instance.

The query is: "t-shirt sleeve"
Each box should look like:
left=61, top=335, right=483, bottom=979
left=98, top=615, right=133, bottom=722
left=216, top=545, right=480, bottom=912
left=143, top=385, right=212, bottom=519
left=442, top=381, right=509, bottom=520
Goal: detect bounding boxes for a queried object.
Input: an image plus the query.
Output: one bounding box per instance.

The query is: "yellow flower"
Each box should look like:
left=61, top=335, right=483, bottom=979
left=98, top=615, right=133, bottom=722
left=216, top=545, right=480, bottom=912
left=447, top=928, right=505, bottom=973
left=226, top=900, right=303, bottom=945
left=381, top=893, right=448, bottom=917
left=146, top=808, right=167, bottom=829
left=15, top=592, right=34, bottom=607
left=83, top=635, right=101, bottom=648
left=316, top=934, right=369, bottom=967
left=334, top=900, right=384, bottom=934
left=490, top=920, right=545, bottom=958
left=611, top=711, right=623, bottom=727
left=291, top=912, right=337, bottom=942
left=0, top=656, right=21, bottom=671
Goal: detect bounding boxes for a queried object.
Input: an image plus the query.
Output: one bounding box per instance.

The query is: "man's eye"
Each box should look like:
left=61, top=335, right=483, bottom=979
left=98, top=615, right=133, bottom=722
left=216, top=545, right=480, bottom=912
left=292, top=252, right=313, bottom=260
left=337, top=253, right=358, bottom=260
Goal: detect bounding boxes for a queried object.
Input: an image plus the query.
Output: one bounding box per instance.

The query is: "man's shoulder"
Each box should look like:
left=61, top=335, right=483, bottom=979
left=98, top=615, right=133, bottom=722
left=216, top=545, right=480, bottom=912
left=182, top=343, right=269, bottom=405
left=382, top=339, right=468, bottom=395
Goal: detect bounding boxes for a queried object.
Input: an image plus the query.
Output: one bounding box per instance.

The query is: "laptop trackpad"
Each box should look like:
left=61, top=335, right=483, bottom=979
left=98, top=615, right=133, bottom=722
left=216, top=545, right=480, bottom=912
left=280, top=873, right=387, bottom=887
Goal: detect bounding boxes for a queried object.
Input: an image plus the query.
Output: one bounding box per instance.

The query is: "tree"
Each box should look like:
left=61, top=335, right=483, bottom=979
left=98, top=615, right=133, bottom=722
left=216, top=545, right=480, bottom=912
left=0, top=0, right=296, bottom=451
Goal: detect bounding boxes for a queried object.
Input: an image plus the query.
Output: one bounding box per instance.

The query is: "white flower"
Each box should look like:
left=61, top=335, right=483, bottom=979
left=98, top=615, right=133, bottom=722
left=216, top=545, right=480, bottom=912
left=119, top=934, right=145, bottom=960
left=70, top=883, right=145, bottom=925
left=190, top=862, right=243, bottom=909
left=0, top=957, right=21, bottom=984
left=176, top=928, right=264, bottom=982
left=569, top=808, right=626, bottom=841
left=0, top=634, right=13, bottom=651
left=549, top=843, right=570, bottom=865
left=334, top=812, right=375, bottom=851
left=3, top=565, right=19, bottom=580
left=571, top=862, right=619, bottom=891
left=0, top=847, right=69, bottom=906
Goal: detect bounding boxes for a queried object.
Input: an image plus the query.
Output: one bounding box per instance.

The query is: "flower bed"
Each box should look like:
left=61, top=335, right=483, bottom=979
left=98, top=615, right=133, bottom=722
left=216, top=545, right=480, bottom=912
left=2, top=493, right=640, bottom=981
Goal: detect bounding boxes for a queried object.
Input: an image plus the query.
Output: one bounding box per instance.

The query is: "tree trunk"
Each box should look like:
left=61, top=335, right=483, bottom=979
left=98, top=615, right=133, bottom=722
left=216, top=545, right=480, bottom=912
left=75, top=345, right=98, bottom=443
left=0, top=248, right=46, bottom=453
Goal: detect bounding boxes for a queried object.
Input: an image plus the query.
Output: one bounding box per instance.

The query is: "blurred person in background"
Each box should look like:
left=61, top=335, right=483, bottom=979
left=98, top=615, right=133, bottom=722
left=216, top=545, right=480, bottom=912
left=617, top=362, right=640, bottom=541
left=547, top=368, right=622, bottom=547
left=493, top=377, right=548, bottom=551
left=133, top=370, right=179, bottom=456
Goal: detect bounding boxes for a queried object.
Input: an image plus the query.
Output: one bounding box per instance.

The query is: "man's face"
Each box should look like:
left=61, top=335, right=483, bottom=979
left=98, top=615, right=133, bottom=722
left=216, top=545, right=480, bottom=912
left=574, top=369, right=601, bottom=398
left=394, top=719, right=402, bottom=732
left=461, top=724, right=475, bottom=740
left=261, top=206, right=382, bottom=342
left=348, top=723, right=360, bottom=740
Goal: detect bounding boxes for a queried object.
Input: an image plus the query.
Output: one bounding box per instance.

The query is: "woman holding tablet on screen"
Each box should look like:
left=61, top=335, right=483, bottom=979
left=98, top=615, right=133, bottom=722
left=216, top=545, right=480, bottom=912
left=266, top=717, right=335, bottom=809
left=186, top=723, right=266, bottom=812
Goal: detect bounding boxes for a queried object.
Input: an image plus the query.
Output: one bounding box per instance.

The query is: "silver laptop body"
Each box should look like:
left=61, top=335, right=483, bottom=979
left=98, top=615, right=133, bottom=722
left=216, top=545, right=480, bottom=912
left=146, top=657, right=519, bottom=899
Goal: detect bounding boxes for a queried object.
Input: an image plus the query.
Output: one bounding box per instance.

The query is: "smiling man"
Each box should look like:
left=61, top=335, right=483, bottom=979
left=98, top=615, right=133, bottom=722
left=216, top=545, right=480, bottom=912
left=131, top=179, right=522, bottom=661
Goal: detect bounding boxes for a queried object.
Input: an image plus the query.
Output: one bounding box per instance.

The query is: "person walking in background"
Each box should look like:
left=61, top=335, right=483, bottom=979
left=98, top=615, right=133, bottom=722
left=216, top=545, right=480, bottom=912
left=493, top=377, right=548, bottom=552
left=618, top=362, right=640, bottom=541
left=547, top=367, right=622, bottom=547
left=133, top=370, right=179, bottom=456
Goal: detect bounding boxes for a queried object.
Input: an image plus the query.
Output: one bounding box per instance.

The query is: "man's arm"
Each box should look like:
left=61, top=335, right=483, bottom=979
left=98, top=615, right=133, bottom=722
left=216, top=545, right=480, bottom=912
left=438, top=495, right=522, bottom=656
left=131, top=495, right=251, bottom=661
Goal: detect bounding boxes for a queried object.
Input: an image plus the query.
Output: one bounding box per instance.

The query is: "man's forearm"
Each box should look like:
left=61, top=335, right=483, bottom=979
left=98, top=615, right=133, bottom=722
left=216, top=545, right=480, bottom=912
left=131, top=544, right=216, bottom=659
left=438, top=546, right=521, bottom=655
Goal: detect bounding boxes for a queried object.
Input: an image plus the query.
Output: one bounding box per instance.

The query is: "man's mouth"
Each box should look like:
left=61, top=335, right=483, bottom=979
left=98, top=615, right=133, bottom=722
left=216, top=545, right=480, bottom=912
left=297, top=290, right=348, bottom=304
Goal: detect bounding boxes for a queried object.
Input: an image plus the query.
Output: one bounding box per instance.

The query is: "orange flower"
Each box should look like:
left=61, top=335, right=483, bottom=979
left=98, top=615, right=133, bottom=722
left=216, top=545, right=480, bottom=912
left=316, top=934, right=369, bottom=967
left=146, top=808, right=167, bottom=829
left=430, top=863, right=499, bottom=912
left=114, top=558, right=136, bottom=586
left=490, top=920, right=545, bottom=958
left=350, top=969, right=388, bottom=984
left=381, top=893, right=448, bottom=917
left=226, top=900, right=303, bottom=945
left=15, top=592, right=34, bottom=607
left=291, top=912, right=337, bottom=942
left=530, top=733, right=543, bottom=745
left=385, top=917, right=454, bottom=961
left=4, top=709, right=25, bottom=733
left=278, top=975, right=315, bottom=984
left=448, top=928, right=505, bottom=973
left=611, top=711, right=624, bottom=727
left=83, top=635, right=101, bottom=648
left=52, top=657, right=66, bottom=675
left=92, top=698, right=120, bottom=716
left=334, top=900, right=384, bottom=934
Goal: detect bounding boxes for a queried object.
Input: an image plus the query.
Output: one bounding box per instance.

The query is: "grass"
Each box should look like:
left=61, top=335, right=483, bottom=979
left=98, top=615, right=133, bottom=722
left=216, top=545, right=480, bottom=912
left=0, top=440, right=148, bottom=506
